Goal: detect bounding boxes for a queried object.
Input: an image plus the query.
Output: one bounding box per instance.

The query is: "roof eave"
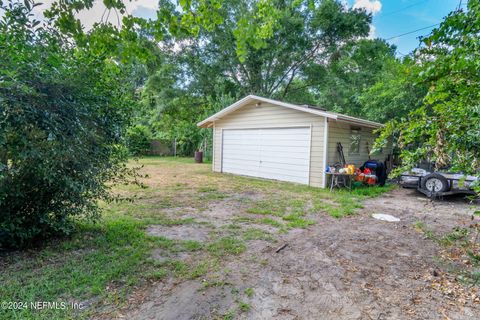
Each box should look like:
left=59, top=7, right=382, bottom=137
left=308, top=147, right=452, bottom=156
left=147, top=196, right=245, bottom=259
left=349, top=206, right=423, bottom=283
left=197, top=95, right=337, bottom=128
left=336, top=116, right=384, bottom=129
left=197, top=94, right=384, bottom=129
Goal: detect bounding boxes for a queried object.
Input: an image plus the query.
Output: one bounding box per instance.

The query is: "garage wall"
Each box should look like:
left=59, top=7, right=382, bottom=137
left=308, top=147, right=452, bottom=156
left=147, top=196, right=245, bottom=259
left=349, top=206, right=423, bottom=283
left=327, top=121, right=392, bottom=168
left=213, top=102, right=326, bottom=187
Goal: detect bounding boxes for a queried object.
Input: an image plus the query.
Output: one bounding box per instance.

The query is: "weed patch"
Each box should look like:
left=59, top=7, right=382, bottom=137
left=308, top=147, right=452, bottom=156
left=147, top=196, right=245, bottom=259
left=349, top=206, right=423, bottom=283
left=414, top=221, right=480, bottom=286
left=207, top=237, right=246, bottom=256
left=242, top=228, right=274, bottom=241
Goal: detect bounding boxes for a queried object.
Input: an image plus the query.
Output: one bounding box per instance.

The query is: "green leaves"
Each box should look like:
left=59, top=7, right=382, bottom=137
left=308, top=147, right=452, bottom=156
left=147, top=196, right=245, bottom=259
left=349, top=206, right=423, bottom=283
left=0, top=0, right=141, bottom=248
left=376, top=1, right=480, bottom=187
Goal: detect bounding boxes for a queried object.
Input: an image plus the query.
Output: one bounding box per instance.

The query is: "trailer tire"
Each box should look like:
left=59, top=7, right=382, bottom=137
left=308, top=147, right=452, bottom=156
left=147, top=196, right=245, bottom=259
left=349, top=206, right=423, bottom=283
left=421, top=173, right=450, bottom=193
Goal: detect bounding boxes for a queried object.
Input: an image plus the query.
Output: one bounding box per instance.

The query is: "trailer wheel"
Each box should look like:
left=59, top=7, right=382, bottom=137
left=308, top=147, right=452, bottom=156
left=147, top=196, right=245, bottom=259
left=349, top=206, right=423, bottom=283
left=421, top=173, right=450, bottom=193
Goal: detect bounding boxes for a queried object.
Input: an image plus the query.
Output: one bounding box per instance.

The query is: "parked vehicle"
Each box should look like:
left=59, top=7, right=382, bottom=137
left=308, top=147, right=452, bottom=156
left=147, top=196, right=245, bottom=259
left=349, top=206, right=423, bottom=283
left=400, top=168, right=478, bottom=198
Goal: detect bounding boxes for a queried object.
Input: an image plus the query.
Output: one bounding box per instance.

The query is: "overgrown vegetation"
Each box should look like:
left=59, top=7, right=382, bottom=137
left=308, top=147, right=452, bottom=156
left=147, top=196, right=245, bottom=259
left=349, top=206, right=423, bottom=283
left=126, top=125, right=153, bottom=156
left=0, top=1, right=140, bottom=248
left=415, top=214, right=480, bottom=285
left=377, top=1, right=480, bottom=183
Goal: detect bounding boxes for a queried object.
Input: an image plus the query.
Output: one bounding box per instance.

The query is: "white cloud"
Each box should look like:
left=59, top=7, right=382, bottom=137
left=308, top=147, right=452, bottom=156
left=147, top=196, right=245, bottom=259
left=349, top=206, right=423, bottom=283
left=32, top=0, right=158, bottom=30
left=353, top=0, right=382, bottom=15
left=368, top=24, right=376, bottom=39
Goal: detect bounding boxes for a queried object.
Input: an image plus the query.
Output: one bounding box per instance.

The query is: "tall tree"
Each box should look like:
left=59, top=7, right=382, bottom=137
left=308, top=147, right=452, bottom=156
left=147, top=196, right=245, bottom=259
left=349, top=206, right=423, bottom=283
left=358, top=56, right=427, bottom=123
left=378, top=1, right=480, bottom=177
left=301, top=38, right=397, bottom=116
left=180, top=0, right=373, bottom=98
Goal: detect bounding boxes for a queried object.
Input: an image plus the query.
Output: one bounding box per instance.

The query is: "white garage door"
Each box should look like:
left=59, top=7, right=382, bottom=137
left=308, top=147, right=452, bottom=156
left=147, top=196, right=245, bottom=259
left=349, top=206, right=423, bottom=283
left=222, top=127, right=311, bottom=184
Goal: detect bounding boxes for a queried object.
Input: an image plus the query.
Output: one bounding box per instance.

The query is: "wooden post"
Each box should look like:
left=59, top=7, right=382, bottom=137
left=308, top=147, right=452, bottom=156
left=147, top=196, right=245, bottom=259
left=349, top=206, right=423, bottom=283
left=173, top=138, right=177, bottom=157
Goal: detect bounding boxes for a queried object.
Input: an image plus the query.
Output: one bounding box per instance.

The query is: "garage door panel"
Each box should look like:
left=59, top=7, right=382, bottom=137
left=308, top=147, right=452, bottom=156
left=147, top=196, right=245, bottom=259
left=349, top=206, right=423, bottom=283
left=256, top=171, right=307, bottom=184
left=222, top=159, right=261, bottom=167
left=222, top=163, right=259, bottom=176
left=256, top=165, right=309, bottom=178
left=259, top=159, right=309, bottom=169
left=256, top=141, right=310, bottom=148
left=222, top=152, right=310, bottom=163
left=222, top=127, right=311, bottom=184
left=258, top=144, right=310, bottom=151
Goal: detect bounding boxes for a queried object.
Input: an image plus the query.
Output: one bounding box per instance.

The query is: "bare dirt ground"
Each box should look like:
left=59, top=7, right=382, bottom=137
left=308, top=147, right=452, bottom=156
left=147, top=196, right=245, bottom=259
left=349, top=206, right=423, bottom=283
left=112, top=160, right=480, bottom=320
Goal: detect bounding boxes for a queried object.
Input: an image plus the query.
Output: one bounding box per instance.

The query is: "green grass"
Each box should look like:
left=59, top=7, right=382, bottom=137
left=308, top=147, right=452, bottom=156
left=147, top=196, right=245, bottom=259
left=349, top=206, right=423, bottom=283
left=198, top=186, right=218, bottom=193
left=207, top=237, right=246, bottom=257
left=282, top=214, right=315, bottom=228
left=244, top=184, right=394, bottom=220
left=257, top=217, right=284, bottom=228
left=242, top=228, right=274, bottom=241
left=0, top=214, right=206, bottom=319
left=0, top=157, right=395, bottom=319
left=246, top=200, right=284, bottom=216
left=0, top=217, right=160, bottom=319
left=223, top=310, right=236, bottom=320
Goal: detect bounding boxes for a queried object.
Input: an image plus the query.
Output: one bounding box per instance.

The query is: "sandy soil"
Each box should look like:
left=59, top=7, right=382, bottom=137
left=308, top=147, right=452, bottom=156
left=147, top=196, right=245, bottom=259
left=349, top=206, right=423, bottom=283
left=121, top=188, right=479, bottom=320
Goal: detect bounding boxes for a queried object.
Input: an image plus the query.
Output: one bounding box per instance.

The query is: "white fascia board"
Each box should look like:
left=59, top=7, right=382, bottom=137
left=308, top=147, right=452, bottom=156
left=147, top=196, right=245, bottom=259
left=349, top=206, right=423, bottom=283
left=335, top=115, right=384, bottom=128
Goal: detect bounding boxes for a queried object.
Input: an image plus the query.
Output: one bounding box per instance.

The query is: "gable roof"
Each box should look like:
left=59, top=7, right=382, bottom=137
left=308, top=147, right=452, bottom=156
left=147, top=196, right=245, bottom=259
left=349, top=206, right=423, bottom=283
left=197, top=95, right=384, bottom=129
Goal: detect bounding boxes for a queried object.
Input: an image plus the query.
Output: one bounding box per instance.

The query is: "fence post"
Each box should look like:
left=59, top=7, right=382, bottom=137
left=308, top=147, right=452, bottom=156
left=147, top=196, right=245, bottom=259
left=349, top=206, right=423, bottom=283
left=173, top=138, right=177, bottom=157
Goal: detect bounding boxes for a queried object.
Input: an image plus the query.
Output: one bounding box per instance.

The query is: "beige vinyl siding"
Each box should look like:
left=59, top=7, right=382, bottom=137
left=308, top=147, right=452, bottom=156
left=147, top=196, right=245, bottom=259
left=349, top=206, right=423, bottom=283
left=327, top=121, right=391, bottom=167
left=213, top=103, right=326, bottom=187
left=213, top=125, right=222, bottom=172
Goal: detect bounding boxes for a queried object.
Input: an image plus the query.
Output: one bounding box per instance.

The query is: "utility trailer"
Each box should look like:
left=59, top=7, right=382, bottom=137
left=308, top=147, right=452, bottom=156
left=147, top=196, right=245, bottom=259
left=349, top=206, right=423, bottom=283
left=400, top=170, right=478, bottom=198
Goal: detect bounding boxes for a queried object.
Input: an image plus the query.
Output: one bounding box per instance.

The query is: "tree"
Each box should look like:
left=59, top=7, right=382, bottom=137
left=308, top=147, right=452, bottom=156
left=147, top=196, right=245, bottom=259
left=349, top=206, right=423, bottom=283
left=304, top=38, right=397, bottom=117
left=0, top=1, right=141, bottom=248
left=358, top=57, right=427, bottom=123
left=179, top=0, right=373, bottom=98
left=377, top=1, right=480, bottom=180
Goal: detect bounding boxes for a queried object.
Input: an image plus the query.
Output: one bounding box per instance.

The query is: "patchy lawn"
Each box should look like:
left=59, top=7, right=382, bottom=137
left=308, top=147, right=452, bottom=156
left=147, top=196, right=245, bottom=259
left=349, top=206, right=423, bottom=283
left=1, top=157, right=479, bottom=319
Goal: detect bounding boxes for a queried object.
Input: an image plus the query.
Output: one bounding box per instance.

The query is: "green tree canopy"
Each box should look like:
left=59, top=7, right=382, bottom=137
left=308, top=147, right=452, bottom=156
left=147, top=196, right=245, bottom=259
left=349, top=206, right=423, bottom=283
left=180, top=0, right=373, bottom=98
left=378, top=1, right=480, bottom=177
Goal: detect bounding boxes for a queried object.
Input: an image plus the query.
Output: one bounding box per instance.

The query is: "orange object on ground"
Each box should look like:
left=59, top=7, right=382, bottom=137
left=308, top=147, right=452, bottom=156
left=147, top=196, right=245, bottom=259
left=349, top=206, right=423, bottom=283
left=366, top=175, right=377, bottom=185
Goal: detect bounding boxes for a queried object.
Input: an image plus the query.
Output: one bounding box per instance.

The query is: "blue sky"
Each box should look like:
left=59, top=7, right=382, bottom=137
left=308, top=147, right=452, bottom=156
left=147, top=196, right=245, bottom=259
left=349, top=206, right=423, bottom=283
left=349, top=0, right=463, bottom=54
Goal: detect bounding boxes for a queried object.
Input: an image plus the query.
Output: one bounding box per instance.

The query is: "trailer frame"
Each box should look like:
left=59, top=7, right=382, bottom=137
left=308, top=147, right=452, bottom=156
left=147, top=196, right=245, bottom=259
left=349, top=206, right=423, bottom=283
left=399, top=174, right=477, bottom=199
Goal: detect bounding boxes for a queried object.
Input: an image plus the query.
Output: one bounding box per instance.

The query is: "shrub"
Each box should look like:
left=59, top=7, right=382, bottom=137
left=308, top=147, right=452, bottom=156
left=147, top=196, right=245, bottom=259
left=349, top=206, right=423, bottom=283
left=0, top=2, right=137, bottom=249
left=126, top=125, right=152, bottom=156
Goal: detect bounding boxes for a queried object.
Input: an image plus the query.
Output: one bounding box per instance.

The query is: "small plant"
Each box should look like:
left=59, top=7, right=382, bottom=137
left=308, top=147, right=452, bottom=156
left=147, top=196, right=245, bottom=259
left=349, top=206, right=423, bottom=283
left=244, top=287, right=254, bottom=298
left=415, top=218, right=480, bottom=286
left=223, top=310, right=236, bottom=320
left=238, top=301, right=251, bottom=312
left=147, top=269, right=168, bottom=280
left=190, top=262, right=208, bottom=279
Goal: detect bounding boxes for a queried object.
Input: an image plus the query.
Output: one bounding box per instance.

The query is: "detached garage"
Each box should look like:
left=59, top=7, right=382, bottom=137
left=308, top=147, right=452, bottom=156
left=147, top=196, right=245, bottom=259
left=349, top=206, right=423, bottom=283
left=197, top=95, right=390, bottom=188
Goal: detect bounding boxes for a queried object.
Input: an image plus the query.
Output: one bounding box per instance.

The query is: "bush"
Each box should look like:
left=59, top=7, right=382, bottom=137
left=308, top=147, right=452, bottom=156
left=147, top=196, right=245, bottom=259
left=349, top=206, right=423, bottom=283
left=0, top=2, right=137, bottom=249
left=126, top=125, right=152, bottom=156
